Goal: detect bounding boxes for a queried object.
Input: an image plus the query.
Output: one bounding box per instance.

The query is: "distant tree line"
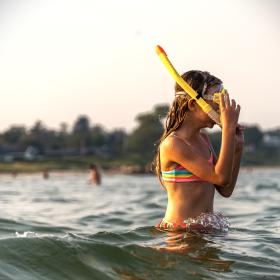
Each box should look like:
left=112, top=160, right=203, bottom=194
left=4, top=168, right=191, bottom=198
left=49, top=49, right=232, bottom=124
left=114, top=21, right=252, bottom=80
left=209, top=124, right=280, bottom=166
left=0, top=104, right=169, bottom=168
left=0, top=104, right=279, bottom=167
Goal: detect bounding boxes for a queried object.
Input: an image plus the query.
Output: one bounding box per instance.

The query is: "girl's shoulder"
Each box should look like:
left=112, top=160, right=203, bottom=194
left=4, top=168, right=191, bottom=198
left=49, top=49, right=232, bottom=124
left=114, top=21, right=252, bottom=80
left=160, top=133, right=192, bottom=167
left=160, top=132, right=191, bottom=154
left=160, top=133, right=175, bottom=151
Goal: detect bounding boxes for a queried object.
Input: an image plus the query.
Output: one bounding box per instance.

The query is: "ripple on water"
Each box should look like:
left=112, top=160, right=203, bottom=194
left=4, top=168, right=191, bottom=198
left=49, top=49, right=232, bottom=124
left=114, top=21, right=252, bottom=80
left=255, top=182, right=279, bottom=191
left=0, top=171, right=279, bottom=280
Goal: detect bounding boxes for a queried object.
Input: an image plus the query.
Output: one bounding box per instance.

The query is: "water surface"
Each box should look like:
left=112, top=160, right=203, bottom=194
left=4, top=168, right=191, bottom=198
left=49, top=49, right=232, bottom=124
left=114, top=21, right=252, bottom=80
left=0, top=168, right=279, bottom=279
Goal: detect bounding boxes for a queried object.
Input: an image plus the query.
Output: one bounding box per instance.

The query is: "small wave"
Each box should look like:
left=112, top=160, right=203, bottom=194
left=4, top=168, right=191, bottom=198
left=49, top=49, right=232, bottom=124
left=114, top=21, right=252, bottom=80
left=255, top=182, right=279, bottom=191
left=183, top=212, right=230, bottom=233
left=15, top=231, right=41, bottom=238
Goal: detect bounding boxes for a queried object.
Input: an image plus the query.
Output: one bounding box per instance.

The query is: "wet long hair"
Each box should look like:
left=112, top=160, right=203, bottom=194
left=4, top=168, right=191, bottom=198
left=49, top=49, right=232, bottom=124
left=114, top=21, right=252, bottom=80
left=154, top=70, right=222, bottom=188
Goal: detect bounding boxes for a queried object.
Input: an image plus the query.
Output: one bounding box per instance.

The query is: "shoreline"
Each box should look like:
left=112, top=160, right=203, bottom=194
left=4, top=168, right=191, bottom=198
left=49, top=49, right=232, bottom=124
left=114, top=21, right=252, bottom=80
left=0, top=162, right=279, bottom=176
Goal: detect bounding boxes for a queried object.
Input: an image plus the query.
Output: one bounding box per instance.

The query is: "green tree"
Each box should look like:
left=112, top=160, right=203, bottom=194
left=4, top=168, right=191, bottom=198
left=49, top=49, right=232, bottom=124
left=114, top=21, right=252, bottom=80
left=56, top=122, right=70, bottom=148
left=2, top=126, right=26, bottom=145
left=126, top=104, right=169, bottom=164
left=91, top=125, right=106, bottom=147
left=22, top=121, right=49, bottom=152
left=71, top=115, right=91, bottom=152
left=106, top=129, right=127, bottom=157
left=244, top=125, right=263, bottom=147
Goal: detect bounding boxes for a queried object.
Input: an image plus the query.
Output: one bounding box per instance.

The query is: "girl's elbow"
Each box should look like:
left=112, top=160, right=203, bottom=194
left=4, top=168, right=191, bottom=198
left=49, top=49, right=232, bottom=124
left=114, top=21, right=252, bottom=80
left=215, top=185, right=233, bottom=198
left=216, top=176, right=230, bottom=187
left=213, top=168, right=231, bottom=187
left=222, top=192, right=232, bottom=198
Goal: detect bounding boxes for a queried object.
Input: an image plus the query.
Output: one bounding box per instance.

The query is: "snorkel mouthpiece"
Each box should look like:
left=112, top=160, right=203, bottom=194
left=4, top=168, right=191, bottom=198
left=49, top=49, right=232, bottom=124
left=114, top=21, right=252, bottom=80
left=155, top=45, right=221, bottom=126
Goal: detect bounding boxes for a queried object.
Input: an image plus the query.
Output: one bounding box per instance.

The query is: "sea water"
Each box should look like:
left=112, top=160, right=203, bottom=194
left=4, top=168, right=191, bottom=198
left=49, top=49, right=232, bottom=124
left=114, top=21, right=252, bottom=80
left=0, top=168, right=279, bottom=280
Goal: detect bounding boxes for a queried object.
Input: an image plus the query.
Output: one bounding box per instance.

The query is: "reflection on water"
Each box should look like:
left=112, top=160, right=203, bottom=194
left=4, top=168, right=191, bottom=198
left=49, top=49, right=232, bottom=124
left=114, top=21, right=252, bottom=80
left=0, top=168, right=279, bottom=279
left=154, top=230, right=234, bottom=273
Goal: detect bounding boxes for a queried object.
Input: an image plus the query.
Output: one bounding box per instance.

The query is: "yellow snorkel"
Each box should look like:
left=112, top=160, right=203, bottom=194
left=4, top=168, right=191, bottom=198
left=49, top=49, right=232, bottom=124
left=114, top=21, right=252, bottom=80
left=155, top=45, right=222, bottom=126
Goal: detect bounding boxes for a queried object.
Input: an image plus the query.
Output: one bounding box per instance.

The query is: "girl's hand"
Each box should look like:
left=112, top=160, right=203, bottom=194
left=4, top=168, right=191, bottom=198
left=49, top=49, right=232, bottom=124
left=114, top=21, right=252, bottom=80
left=235, top=124, right=245, bottom=151
left=219, top=91, right=241, bottom=130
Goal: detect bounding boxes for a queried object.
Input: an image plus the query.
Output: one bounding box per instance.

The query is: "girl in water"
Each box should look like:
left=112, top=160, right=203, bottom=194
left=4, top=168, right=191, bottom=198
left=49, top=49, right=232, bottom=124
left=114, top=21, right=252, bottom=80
left=155, top=70, right=244, bottom=232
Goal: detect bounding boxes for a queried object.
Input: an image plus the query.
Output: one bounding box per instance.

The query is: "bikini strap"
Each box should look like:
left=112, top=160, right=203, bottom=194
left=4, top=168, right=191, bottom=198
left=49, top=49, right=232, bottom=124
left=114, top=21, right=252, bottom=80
left=170, top=132, right=191, bottom=146
left=200, top=134, right=212, bottom=151
left=200, top=134, right=216, bottom=163
left=171, top=132, right=213, bottom=162
left=171, top=132, right=210, bottom=150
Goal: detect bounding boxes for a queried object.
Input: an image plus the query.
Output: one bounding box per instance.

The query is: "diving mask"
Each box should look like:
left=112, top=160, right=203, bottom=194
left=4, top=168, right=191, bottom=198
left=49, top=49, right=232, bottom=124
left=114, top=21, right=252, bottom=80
left=175, top=84, right=226, bottom=117
left=202, top=84, right=226, bottom=108
left=175, top=84, right=226, bottom=108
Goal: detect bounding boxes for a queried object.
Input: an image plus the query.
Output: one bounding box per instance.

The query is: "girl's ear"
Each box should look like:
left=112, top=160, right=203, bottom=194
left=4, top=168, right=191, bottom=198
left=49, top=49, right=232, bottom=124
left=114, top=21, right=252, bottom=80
left=187, top=99, right=197, bottom=111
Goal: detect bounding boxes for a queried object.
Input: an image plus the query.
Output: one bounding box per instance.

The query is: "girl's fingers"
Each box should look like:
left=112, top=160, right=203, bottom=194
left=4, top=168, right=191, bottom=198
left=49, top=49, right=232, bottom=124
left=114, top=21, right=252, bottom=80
left=236, top=104, right=241, bottom=119
left=236, top=104, right=241, bottom=113
left=219, top=92, right=226, bottom=109
left=231, top=99, right=236, bottom=109
left=224, top=92, right=230, bottom=108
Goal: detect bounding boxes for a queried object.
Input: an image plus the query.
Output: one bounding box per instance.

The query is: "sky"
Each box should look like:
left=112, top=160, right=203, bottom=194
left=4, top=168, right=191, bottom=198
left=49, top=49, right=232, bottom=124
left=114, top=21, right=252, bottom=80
left=0, top=0, right=279, bottom=132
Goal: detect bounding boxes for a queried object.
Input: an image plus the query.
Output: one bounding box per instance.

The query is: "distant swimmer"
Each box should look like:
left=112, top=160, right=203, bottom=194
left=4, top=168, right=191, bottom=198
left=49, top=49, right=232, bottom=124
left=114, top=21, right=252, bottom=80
left=89, top=164, right=101, bottom=185
left=43, top=169, right=49, bottom=179
left=154, top=49, right=244, bottom=233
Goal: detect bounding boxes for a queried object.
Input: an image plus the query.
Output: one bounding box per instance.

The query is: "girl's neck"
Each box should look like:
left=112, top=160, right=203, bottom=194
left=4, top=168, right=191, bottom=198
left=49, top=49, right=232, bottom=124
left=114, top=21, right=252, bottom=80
left=175, top=115, right=203, bottom=142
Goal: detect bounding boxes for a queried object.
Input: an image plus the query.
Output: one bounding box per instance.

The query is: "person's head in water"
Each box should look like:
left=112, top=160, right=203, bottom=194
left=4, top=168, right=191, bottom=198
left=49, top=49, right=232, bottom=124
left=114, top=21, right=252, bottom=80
left=89, top=164, right=97, bottom=171
left=154, top=70, right=223, bottom=180
left=89, top=164, right=101, bottom=185
left=43, top=169, right=49, bottom=179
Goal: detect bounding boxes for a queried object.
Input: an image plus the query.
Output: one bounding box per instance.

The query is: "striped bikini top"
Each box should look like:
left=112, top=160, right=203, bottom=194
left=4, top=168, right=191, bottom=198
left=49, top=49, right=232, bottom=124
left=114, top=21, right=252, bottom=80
left=161, top=134, right=214, bottom=183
